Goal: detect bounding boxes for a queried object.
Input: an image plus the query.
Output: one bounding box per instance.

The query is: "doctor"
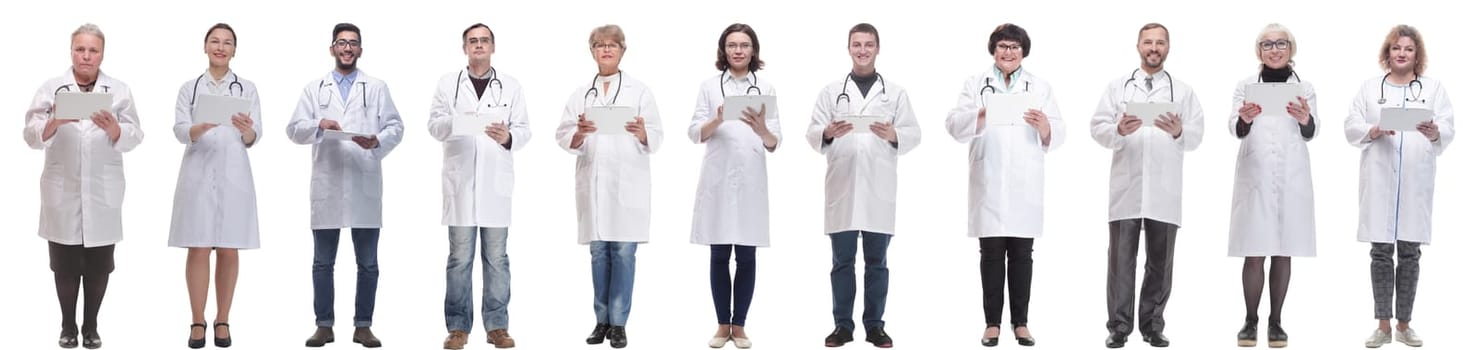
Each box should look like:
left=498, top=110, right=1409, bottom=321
left=168, top=23, right=262, bottom=349
left=688, top=23, right=778, bottom=350
left=555, top=24, right=663, bottom=349
left=1226, top=23, right=1318, bottom=349
left=428, top=23, right=530, bottom=350
left=1088, top=23, right=1204, bottom=349
left=286, top=22, right=404, bottom=349
left=944, top=23, right=1062, bottom=348
left=1344, top=24, right=1453, bottom=349
left=810, top=23, right=921, bottom=349
left=24, top=23, right=143, bottom=350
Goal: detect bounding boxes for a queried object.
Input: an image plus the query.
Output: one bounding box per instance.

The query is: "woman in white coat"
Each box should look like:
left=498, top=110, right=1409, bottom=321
left=1226, top=23, right=1317, bottom=347
left=1344, top=25, right=1453, bottom=349
left=23, top=23, right=144, bottom=349
left=555, top=24, right=663, bottom=349
left=944, top=23, right=1062, bottom=347
left=168, top=23, right=261, bottom=349
left=688, top=23, right=778, bottom=349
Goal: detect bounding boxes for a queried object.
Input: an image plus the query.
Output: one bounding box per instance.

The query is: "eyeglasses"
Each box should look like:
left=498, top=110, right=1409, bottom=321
left=333, top=39, right=361, bottom=48
left=995, top=43, right=1022, bottom=52
left=725, top=42, right=752, bottom=51
left=592, top=42, right=622, bottom=51
left=466, top=37, right=492, bottom=45
left=1259, top=40, right=1290, bottom=51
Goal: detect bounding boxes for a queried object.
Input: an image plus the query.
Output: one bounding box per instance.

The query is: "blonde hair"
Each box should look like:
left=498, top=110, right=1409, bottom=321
left=588, top=24, right=626, bottom=50
left=1379, top=24, right=1426, bottom=76
left=1254, top=23, right=1296, bottom=63
left=72, top=23, right=105, bottom=47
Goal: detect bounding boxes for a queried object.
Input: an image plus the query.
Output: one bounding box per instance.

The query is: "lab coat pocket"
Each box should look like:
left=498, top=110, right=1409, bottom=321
left=494, top=155, right=515, bottom=197
left=102, top=162, right=125, bottom=209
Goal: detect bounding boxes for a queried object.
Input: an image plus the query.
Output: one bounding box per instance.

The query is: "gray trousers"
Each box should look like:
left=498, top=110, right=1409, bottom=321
left=1371, top=241, right=1421, bottom=321
left=1105, top=218, right=1178, bottom=335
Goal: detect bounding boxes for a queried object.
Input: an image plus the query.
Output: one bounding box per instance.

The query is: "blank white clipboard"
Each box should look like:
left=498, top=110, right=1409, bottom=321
left=1244, top=83, right=1301, bottom=118
left=54, top=92, right=112, bottom=120
left=588, top=106, right=636, bottom=135
left=1126, top=102, right=1176, bottom=120
left=722, top=95, right=776, bottom=121
left=1379, top=107, right=1433, bottom=131
left=838, top=114, right=886, bottom=128
left=193, top=94, right=251, bottom=125
left=323, top=129, right=372, bottom=142
left=453, top=111, right=503, bottom=136
left=984, top=93, right=1040, bottom=126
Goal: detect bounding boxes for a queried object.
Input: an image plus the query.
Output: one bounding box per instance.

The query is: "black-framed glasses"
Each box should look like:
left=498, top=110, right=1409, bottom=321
left=333, top=39, right=361, bottom=48
left=1259, top=40, right=1290, bottom=51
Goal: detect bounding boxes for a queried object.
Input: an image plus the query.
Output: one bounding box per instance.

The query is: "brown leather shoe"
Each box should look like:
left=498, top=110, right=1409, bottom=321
left=305, top=327, right=335, bottom=347
left=488, top=329, right=516, bottom=348
left=353, top=327, right=382, bottom=348
left=443, top=330, right=468, bottom=349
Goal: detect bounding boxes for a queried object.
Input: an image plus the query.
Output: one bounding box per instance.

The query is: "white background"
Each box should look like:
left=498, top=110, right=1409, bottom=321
left=1, top=0, right=1471, bottom=349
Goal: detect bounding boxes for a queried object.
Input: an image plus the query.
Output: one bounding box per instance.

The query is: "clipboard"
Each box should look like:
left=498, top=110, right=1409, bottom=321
left=1125, top=102, right=1176, bottom=120
left=453, top=110, right=503, bottom=136
left=323, top=129, right=372, bottom=142
left=1379, top=107, right=1433, bottom=131
left=1244, top=83, right=1301, bottom=118
left=722, top=95, right=776, bottom=121
left=193, top=94, right=251, bottom=125
left=587, top=106, right=636, bottom=135
left=984, top=93, right=1039, bottom=126
left=838, top=114, right=886, bottom=128
left=54, top=92, right=113, bottom=120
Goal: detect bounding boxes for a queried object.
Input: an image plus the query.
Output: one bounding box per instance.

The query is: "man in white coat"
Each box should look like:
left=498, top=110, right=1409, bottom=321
left=287, top=23, right=405, bottom=348
left=429, top=23, right=530, bottom=350
left=807, top=23, right=921, bottom=349
left=1087, top=23, right=1204, bottom=349
left=24, top=23, right=144, bottom=350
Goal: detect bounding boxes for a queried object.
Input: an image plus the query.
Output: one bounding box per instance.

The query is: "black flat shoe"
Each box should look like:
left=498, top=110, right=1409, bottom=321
left=59, top=328, right=79, bottom=349
left=586, top=323, right=610, bottom=345
left=1014, top=325, right=1035, bottom=346
left=1105, top=333, right=1128, bottom=348
left=1267, top=319, right=1288, bottom=348
left=1142, top=331, right=1169, bottom=348
left=213, top=322, right=233, bottom=348
left=80, top=329, right=102, bottom=350
left=606, top=326, right=627, bottom=349
left=824, top=326, right=853, bottom=347
left=1237, top=317, right=1257, bottom=347
left=981, top=325, right=1000, bottom=347
left=188, top=323, right=207, bottom=349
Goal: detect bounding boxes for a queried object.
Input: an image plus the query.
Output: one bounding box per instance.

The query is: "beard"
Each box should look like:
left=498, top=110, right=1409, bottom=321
left=336, top=56, right=358, bottom=72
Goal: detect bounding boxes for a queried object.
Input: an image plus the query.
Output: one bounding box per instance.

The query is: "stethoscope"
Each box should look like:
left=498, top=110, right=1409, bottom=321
left=317, top=79, right=368, bottom=109
left=453, top=66, right=504, bottom=108
left=720, top=71, right=762, bottom=96
left=835, top=72, right=886, bottom=112
left=980, top=74, right=1031, bottom=95
left=584, top=71, right=623, bottom=107
left=1121, top=68, right=1174, bottom=103
left=53, top=83, right=111, bottom=95
left=189, top=73, right=245, bottom=106
left=1377, top=72, right=1425, bottom=104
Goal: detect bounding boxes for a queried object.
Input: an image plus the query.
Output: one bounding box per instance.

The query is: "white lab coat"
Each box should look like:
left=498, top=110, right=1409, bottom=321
left=688, top=72, right=780, bottom=246
left=286, top=70, right=405, bottom=230
left=1226, top=74, right=1318, bottom=257
left=1343, top=75, right=1455, bottom=244
left=945, top=68, right=1064, bottom=238
left=23, top=69, right=144, bottom=247
left=555, top=72, right=663, bottom=244
left=428, top=68, right=531, bottom=228
left=805, top=75, right=921, bottom=235
left=168, top=71, right=262, bottom=249
left=1088, top=70, right=1206, bottom=226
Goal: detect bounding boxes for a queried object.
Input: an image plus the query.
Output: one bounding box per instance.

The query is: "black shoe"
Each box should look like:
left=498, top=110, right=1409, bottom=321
left=80, top=329, right=102, bottom=350
left=981, top=325, right=1000, bottom=347
left=1237, top=317, right=1257, bottom=347
left=188, top=323, right=207, bottom=349
left=1105, top=333, right=1128, bottom=348
left=59, top=328, right=79, bottom=349
left=352, top=327, right=381, bottom=348
left=305, top=327, right=334, bottom=347
left=585, top=323, right=610, bottom=345
left=1014, top=325, right=1036, bottom=346
left=1267, top=319, right=1288, bottom=348
left=606, top=326, right=627, bottom=349
left=214, top=322, right=233, bottom=348
left=1142, top=331, right=1170, bottom=347
left=865, top=327, right=893, bottom=348
left=824, top=327, right=854, bottom=347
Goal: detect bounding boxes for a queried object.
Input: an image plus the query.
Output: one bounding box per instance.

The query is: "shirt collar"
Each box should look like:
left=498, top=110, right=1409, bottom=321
left=332, top=69, right=359, bottom=86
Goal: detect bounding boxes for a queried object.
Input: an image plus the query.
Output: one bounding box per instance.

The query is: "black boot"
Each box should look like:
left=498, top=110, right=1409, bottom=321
left=606, top=326, right=627, bottom=348
left=1267, top=319, right=1288, bottom=348
left=1236, top=317, right=1257, bottom=347
left=585, top=323, right=610, bottom=345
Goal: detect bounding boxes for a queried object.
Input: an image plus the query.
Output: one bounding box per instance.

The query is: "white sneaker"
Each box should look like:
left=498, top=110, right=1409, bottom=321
left=1394, top=328, right=1423, bottom=347
left=1366, top=329, right=1392, bottom=348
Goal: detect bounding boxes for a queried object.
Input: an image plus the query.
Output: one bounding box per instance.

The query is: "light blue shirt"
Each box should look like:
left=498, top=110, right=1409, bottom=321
left=332, top=70, right=359, bottom=102
left=991, top=64, right=1024, bottom=92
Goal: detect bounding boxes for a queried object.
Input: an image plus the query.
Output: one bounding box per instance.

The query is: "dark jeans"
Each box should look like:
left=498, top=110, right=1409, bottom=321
left=829, top=231, right=891, bottom=331
left=312, top=228, right=380, bottom=327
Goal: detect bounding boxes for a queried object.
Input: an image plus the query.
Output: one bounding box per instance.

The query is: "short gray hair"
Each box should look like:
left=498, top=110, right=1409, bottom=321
left=72, top=23, right=105, bottom=47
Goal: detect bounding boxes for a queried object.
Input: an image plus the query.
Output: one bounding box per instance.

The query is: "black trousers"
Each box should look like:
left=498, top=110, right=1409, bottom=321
left=1105, top=218, right=1177, bottom=335
left=980, top=237, right=1033, bottom=327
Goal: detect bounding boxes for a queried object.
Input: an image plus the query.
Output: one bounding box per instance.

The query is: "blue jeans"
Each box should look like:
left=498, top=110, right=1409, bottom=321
left=711, top=244, right=756, bottom=326
left=312, top=228, right=380, bottom=327
left=590, top=241, right=637, bottom=326
left=445, top=226, right=511, bottom=332
left=830, top=231, right=891, bottom=331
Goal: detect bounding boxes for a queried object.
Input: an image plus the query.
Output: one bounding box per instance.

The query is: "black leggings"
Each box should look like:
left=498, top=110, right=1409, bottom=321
left=49, top=242, right=115, bottom=333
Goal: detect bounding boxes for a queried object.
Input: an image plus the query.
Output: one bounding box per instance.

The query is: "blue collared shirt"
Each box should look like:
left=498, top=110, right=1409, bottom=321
left=332, top=70, right=359, bottom=102
left=991, top=64, right=1024, bottom=92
